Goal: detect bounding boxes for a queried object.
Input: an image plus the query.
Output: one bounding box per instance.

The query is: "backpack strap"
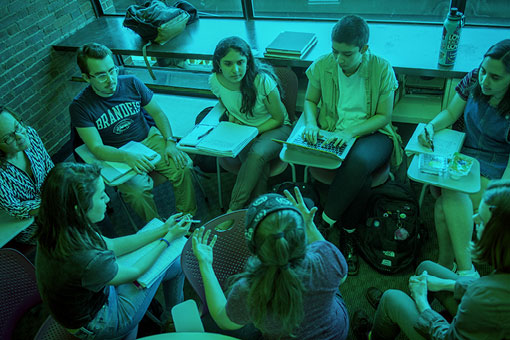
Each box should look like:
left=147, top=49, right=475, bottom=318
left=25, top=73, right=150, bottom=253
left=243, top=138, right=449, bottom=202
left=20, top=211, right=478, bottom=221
left=142, top=41, right=156, bottom=80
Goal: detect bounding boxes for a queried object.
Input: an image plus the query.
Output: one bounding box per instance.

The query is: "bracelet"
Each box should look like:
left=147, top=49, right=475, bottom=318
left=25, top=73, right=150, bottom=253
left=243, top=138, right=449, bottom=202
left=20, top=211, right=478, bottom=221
left=159, top=238, right=170, bottom=247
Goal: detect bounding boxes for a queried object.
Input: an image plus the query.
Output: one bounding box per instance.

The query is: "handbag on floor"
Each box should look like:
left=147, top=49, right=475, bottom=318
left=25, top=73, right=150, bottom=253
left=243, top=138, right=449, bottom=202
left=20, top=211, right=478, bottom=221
left=357, top=181, right=423, bottom=274
left=123, top=0, right=198, bottom=80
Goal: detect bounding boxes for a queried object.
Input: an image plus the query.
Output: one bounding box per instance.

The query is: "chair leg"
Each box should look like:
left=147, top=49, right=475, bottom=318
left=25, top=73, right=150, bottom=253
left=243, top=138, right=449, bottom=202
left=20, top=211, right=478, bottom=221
left=191, top=167, right=209, bottom=205
left=419, top=183, right=429, bottom=209
left=216, top=158, right=224, bottom=211
left=116, top=189, right=139, bottom=233
left=304, top=166, right=310, bottom=183
left=289, top=163, right=297, bottom=182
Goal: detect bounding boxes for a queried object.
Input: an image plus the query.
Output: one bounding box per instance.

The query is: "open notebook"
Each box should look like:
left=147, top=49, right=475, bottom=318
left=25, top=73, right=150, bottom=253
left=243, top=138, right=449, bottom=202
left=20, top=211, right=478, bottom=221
left=178, top=121, right=258, bottom=157
left=117, top=218, right=187, bottom=288
left=275, top=126, right=356, bottom=162
left=405, top=123, right=465, bottom=157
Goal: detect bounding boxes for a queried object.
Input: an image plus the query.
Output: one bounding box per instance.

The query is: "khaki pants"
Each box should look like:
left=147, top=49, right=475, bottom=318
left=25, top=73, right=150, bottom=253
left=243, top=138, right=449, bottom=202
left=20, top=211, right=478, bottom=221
left=117, top=127, right=197, bottom=222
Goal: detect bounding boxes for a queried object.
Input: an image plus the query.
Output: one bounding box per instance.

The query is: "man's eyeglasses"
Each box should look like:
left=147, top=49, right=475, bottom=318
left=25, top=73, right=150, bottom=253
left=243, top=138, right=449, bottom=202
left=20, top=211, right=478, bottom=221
left=88, top=66, right=119, bottom=83
left=2, top=121, right=26, bottom=145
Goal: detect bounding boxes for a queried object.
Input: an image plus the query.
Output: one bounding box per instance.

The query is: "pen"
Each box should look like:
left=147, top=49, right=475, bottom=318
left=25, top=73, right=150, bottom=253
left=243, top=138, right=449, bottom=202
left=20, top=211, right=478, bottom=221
left=425, top=127, right=434, bottom=152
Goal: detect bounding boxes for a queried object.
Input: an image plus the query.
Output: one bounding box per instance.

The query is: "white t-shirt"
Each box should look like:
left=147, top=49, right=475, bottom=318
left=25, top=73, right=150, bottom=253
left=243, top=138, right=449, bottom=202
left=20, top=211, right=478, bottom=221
left=209, top=72, right=289, bottom=127
left=335, top=65, right=368, bottom=131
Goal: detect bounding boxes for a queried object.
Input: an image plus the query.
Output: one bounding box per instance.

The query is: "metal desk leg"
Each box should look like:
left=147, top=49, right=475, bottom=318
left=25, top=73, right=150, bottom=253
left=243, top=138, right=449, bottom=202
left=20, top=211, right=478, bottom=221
left=419, top=183, right=429, bottom=209
left=216, top=158, right=223, bottom=210
left=289, top=163, right=296, bottom=182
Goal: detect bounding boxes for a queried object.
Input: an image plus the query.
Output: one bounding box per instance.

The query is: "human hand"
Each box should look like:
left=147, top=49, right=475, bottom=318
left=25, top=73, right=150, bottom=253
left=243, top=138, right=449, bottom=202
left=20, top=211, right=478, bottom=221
left=323, top=129, right=354, bottom=147
left=165, top=143, right=192, bottom=169
left=409, top=271, right=429, bottom=304
left=283, top=186, right=318, bottom=230
left=164, top=213, right=191, bottom=240
left=124, top=151, right=156, bottom=174
left=192, top=227, right=217, bottom=267
left=302, top=124, right=321, bottom=144
left=417, top=123, right=435, bottom=150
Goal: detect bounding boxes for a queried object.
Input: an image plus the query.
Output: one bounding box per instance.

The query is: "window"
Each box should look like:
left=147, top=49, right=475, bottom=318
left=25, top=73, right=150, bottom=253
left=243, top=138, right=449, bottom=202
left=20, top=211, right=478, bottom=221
left=251, top=0, right=510, bottom=26
left=103, top=0, right=243, bottom=17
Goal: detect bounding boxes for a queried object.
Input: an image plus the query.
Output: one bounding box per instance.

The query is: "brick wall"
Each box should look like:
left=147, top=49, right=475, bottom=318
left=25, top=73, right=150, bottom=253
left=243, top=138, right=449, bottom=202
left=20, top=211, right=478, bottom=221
left=1, top=0, right=97, bottom=156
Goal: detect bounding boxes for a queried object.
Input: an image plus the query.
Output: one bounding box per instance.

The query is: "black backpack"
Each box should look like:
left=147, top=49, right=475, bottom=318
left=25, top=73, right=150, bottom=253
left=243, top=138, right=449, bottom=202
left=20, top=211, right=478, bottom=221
left=357, top=181, right=422, bottom=274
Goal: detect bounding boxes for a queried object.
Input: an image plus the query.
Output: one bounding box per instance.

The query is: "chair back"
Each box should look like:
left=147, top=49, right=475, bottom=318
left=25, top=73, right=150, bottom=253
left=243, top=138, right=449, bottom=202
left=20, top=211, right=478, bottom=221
left=274, top=67, right=299, bottom=122
left=181, top=210, right=251, bottom=315
left=34, top=316, right=79, bottom=340
left=0, top=248, right=42, bottom=339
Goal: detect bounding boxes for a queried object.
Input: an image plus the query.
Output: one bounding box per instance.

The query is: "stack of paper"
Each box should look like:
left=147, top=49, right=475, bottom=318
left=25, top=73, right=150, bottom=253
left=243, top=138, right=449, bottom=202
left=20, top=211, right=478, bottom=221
left=264, top=31, right=318, bottom=60
left=117, top=218, right=187, bottom=288
left=178, top=122, right=258, bottom=158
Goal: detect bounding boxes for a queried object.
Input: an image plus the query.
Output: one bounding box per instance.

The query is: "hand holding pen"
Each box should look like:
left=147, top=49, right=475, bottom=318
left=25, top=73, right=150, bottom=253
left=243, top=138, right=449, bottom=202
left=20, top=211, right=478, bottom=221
left=418, top=123, right=435, bottom=152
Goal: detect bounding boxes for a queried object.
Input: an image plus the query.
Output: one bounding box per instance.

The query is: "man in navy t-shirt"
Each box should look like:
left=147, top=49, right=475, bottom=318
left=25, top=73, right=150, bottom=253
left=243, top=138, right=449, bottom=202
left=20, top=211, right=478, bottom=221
left=70, top=43, right=196, bottom=221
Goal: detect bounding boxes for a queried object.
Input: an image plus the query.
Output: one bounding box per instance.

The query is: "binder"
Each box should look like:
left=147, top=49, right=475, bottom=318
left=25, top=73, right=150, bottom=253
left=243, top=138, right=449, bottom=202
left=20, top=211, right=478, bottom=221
left=264, top=31, right=317, bottom=59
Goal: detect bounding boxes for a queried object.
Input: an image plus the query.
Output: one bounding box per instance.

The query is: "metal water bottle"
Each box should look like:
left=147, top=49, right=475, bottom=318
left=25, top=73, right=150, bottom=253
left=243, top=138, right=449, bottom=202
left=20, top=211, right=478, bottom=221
left=438, top=7, right=464, bottom=66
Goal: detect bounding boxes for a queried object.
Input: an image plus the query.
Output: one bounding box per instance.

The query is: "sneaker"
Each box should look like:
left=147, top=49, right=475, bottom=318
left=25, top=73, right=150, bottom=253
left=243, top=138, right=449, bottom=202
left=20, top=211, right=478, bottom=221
left=366, top=287, right=383, bottom=310
left=352, top=309, right=372, bottom=340
left=340, top=229, right=359, bottom=276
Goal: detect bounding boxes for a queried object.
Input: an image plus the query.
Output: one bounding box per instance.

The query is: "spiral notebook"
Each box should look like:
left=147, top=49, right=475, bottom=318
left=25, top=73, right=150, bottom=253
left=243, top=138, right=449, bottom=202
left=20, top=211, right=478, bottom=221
left=178, top=121, right=258, bottom=157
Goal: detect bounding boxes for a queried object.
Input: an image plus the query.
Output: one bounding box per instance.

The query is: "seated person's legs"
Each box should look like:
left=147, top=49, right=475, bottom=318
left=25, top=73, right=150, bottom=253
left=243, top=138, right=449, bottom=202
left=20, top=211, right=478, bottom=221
left=142, top=127, right=197, bottom=216
left=322, top=132, right=392, bottom=228
left=229, top=125, right=291, bottom=211
left=371, top=289, right=425, bottom=340
left=117, top=172, right=158, bottom=222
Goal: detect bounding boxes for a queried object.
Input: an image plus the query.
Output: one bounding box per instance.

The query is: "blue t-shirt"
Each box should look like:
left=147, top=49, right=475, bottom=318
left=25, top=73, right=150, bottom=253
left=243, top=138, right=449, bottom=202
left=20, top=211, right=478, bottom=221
left=70, top=75, right=153, bottom=148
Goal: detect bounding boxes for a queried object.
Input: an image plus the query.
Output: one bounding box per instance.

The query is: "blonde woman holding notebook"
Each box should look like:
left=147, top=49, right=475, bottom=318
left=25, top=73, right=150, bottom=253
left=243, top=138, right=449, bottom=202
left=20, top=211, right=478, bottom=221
left=209, top=36, right=292, bottom=213
left=417, top=39, right=510, bottom=277
left=35, top=162, right=189, bottom=339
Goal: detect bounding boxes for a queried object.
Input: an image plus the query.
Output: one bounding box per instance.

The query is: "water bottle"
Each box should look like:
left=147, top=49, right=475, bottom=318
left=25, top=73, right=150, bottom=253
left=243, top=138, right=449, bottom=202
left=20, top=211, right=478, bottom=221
left=438, top=7, right=464, bottom=66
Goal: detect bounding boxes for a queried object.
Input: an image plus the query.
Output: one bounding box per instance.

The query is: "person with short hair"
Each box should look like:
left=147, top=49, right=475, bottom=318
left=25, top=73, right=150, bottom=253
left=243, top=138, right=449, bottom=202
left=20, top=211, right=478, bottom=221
left=192, top=188, right=349, bottom=340
left=210, top=36, right=292, bottom=212
left=0, top=106, right=54, bottom=244
left=36, top=162, right=189, bottom=338
left=352, top=180, right=510, bottom=340
left=303, top=15, right=403, bottom=275
left=70, top=43, right=197, bottom=222
left=417, top=39, right=510, bottom=277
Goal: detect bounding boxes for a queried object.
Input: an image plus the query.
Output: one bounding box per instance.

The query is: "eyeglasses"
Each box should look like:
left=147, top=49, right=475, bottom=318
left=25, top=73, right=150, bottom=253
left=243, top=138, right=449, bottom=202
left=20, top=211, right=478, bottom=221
left=88, top=66, right=119, bottom=83
left=2, top=121, right=26, bottom=145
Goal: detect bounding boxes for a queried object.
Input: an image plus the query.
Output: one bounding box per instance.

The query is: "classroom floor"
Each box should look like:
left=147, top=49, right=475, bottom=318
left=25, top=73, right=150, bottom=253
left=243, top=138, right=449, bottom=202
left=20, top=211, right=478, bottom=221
left=13, top=157, right=488, bottom=340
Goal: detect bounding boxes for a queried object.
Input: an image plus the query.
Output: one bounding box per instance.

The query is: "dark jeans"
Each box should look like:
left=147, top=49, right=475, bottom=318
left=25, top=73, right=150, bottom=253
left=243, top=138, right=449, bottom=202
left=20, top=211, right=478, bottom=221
left=324, top=132, right=393, bottom=224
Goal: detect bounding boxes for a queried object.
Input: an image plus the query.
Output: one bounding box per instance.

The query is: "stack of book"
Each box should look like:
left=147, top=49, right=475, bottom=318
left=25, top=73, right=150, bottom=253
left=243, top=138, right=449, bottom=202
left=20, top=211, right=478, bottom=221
left=264, top=31, right=318, bottom=60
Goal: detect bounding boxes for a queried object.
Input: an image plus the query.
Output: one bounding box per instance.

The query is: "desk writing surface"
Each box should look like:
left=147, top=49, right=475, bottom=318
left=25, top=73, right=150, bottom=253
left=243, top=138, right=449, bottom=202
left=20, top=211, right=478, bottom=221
left=407, top=155, right=480, bottom=194
left=53, top=16, right=510, bottom=78
left=0, top=212, right=33, bottom=248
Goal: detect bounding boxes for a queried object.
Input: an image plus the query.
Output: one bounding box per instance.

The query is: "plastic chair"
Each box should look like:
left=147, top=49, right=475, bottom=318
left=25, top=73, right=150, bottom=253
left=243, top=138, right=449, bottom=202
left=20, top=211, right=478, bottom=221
left=0, top=248, right=42, bottom=339
left=218, top=66, right=299, bottom=182
left=308, top=160, right=393, bottom=188
left=171, top=300, right=204, bottom=332
left=181, top=210, right=251, bottom=315
left=34, top=316, right=78, bottom=340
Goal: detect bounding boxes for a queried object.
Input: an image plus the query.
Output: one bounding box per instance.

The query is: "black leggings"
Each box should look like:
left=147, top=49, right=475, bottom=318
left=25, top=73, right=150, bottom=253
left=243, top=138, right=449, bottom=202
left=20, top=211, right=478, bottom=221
left=324, top=132, right=393, bottom=224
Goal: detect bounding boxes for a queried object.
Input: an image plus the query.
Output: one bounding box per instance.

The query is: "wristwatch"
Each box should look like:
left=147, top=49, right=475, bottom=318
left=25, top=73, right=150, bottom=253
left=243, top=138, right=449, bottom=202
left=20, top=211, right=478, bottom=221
left=165, top=136, right=177, bottom=143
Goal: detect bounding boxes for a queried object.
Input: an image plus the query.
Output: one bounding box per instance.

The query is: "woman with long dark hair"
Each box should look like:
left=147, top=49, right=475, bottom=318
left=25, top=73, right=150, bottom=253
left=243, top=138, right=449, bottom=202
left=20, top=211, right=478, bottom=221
left=210, top=36, right=292, bottom=212
left=36, top=162, right=189, bottom=339
left=193, top=188, right=349, bottom=339
left=418, top=39, right=510, bottom=277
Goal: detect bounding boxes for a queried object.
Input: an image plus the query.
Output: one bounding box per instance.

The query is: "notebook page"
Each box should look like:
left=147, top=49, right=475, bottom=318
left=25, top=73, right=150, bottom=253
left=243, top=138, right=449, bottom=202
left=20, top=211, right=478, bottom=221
left=198, top=122, right=258, bottom=154
left=179, top=124, right=215, bottom=147
left=406, top=123, right=465, bottom=157
left=117, top=218, right=187, bottom=288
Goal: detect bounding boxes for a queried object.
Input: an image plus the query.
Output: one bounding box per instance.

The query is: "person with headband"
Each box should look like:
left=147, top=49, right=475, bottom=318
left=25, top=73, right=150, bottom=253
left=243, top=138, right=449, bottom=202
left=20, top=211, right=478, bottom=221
left=352, top=180, right=510, bottom=339
left=192, top=187, right=349, bottom=340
